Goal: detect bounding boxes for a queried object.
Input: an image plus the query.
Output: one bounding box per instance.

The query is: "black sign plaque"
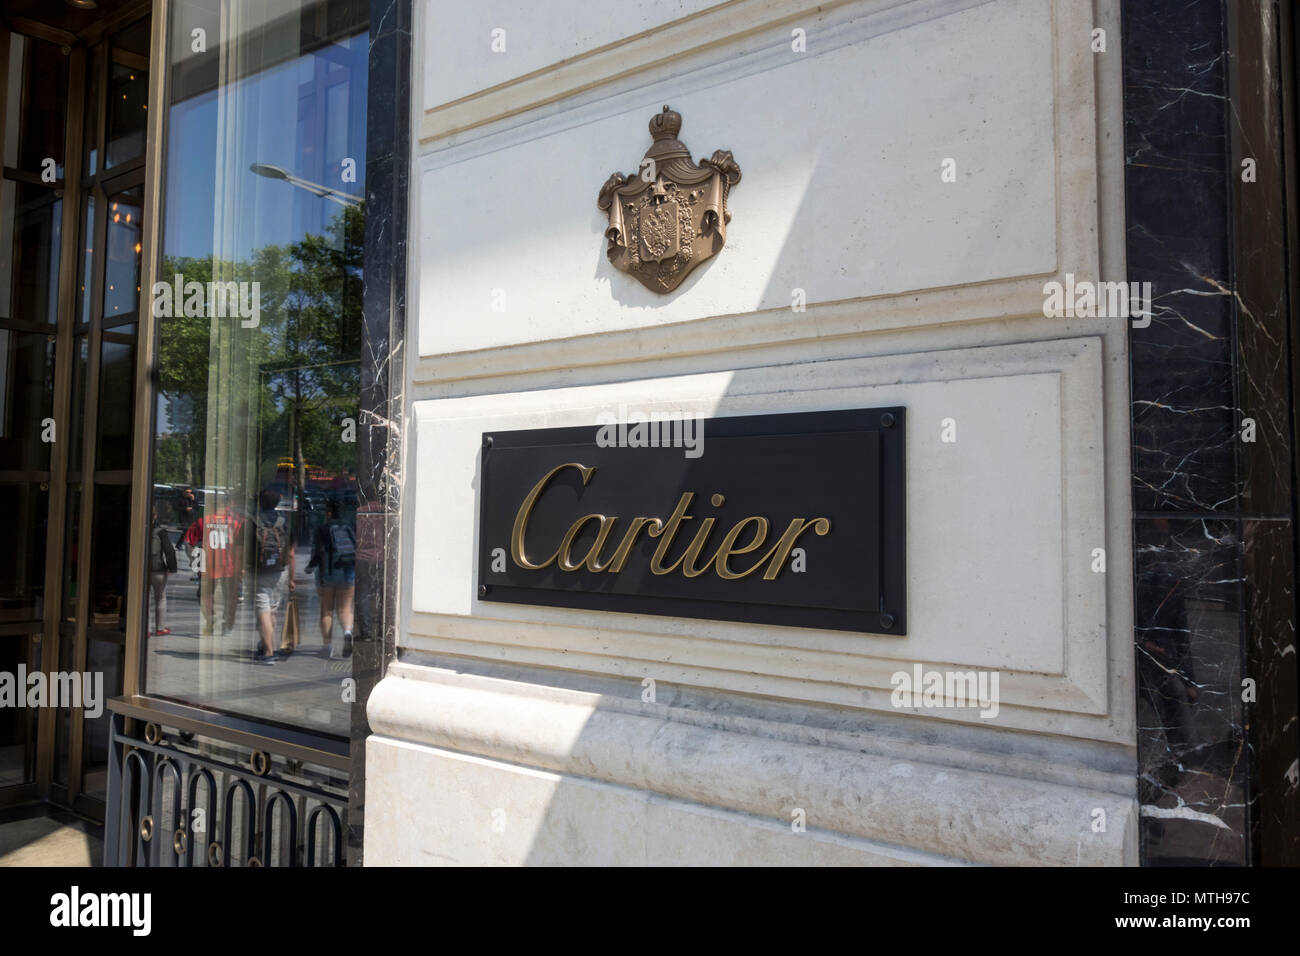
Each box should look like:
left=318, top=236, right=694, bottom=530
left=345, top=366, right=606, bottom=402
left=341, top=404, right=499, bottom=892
left=477, top=408, right=905, bottom=634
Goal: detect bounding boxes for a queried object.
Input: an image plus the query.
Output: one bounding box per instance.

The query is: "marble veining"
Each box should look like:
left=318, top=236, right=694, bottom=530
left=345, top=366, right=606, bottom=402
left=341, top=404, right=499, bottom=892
left=349, top=0, right=411, bottom=866
left=1124, top=0, right=1299, bottom=865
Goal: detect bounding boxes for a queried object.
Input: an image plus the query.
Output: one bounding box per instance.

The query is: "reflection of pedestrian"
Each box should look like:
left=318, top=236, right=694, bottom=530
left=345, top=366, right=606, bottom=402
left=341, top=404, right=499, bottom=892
left=177, top=488, right=198, bottom=581
left=306, top=499, right=355, bottom=659
left=182, top=499, right=244, bottom=633
left=252, top=488, right=294, bottom=664
left=148, top=506, right=177, bottom=637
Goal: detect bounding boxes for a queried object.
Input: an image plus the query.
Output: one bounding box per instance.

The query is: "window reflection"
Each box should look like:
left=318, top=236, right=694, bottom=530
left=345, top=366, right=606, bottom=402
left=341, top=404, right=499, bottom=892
left=82, top=638, right=123, bottom=799
left=61, top=487, right=81, bottom=624
left=0, top=483, right=49, bottom=622
left=104, top=188, right=143, bottom=320
left=78, top=197, right=95, bottom=325
left=90, top=484, right=131, bottom=632
left=2, top=34, right=69, bottom=178
left=106, top=63, right=148, bottom=170
left=0, top=634, right=41, bottom=787
left=145, top=0, right=367, bottom=737
left=1, top=182, right=62, bottom=325
left=96, top=337, right=136, bottom=471
left=0, top=330, right=55, bottom=471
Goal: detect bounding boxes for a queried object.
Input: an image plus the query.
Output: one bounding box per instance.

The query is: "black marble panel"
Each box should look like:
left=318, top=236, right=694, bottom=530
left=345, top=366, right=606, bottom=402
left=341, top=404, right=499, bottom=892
left=1124, top=0, right=1237, bottom=515
left=1241, top=519, right=1300, bottom=864
left=1125, top=0, right=1300, bottom=866
left=1134, top=517, right=1247, bottom=865
left=348, top=0, right=410, bottom=866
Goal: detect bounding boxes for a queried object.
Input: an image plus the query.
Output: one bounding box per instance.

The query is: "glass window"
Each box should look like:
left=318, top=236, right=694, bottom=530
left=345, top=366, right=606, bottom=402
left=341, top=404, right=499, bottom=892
left=2, top=34, right=69, bottom=179
left=61, top=486, right=81, bottom=624
left=0, top=329, right=55, bottom=471
left=82, top=637, right=124, bottom=799
left=67, top=335, right=89, bottom=473
left=0, top=181, right=62, bottom=325
left=145, top=0, right=367, bottom=737
left=0, top=634, right=41, bottom=788
left=78, top=196, right=95, bottom=325
left=0, top=483, right=49, bottom=622
left=96, top=336, right=136, bottom=470
left=104, top=187, right=143, bottom=320
left=106, top=61, right=148, bottom=171
left=112, top=16, right=153, bottom=58
left=90, top=483, right=131, bottom=632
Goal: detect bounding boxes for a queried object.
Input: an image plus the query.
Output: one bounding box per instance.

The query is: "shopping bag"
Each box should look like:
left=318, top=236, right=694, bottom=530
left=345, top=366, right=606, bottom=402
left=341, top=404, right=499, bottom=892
left=279, top=596, right=300, bottom=651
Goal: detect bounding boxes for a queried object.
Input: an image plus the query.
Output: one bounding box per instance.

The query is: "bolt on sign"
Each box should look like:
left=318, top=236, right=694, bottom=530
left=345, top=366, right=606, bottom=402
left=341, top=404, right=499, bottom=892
left=477, top=409, right=906, bottom=634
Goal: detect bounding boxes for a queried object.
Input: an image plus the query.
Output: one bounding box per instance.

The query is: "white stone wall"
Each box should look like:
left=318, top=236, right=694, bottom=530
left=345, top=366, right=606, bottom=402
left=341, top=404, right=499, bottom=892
left=368, top=0, right=1138, bottom=866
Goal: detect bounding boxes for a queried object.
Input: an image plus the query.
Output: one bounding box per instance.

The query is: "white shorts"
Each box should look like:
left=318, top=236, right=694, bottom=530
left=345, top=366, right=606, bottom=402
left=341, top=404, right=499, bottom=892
left=254, top=569, right=286, bottom=613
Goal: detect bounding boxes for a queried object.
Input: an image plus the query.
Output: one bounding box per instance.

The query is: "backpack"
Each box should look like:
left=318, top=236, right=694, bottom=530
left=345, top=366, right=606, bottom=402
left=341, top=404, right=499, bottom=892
left=326, top=522, right=356, bottom=569
left=257, top=511, right=288, bottom=571
left=151, top=527, right=177, bottom=573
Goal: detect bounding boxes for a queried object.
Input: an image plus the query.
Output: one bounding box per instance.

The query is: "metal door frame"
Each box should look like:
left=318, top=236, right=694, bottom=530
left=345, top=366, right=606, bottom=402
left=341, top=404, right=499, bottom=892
left=0, top=0, right=152, bottom=820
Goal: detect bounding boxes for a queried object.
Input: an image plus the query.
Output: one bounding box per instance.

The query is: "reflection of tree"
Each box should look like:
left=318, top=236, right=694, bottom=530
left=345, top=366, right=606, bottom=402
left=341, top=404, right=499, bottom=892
left=152, top=204, right=363, bottom=493
left=154, top=257, right=217, bottom=486
left=257, top=203, right=363, bottom=491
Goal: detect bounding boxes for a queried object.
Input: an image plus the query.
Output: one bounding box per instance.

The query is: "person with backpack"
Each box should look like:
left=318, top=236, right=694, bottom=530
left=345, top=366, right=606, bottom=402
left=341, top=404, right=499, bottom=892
left=306, top=497, right=356, bottom=659
left=148, top=505, right=178, bottom=637
left=252, top=487, right=295, bottom=664
left=177, top=487, right=198, bottom=581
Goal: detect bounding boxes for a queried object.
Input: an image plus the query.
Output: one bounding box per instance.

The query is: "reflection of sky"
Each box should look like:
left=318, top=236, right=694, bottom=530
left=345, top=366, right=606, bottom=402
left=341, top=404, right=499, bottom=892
left=162, top=31, right=367, bottom=262
left=104, top=194, right=142, bottom=317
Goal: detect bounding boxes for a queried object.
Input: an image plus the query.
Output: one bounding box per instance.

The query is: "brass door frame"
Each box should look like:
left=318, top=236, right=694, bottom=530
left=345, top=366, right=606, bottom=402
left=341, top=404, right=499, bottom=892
left=62, top=165, right=145, bottom=819
left=0, top=25, right=85, bottom=811
left=0, top=3, right=153, bottom=820
left=58, top=18, right=151, bottom=820
left=125, top=1, right=169, bottom=707
left=0, top=0, right=158, bottom=821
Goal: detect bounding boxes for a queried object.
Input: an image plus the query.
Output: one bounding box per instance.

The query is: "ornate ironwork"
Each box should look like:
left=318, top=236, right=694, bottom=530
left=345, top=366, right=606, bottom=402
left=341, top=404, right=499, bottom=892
left=104, top=712, right=347, bottom=867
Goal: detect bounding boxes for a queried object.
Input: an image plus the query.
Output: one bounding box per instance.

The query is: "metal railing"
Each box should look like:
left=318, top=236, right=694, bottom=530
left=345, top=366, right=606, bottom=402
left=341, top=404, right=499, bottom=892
left=104, top=711, right=348, bottom=866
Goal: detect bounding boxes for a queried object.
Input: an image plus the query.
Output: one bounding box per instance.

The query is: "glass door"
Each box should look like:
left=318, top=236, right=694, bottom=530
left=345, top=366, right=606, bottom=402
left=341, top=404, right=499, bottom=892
left=0, top=6, right=151, bottom=819
left=0, top=23, right=70, bottom=811
left=56, top=14, right=151, bottom=816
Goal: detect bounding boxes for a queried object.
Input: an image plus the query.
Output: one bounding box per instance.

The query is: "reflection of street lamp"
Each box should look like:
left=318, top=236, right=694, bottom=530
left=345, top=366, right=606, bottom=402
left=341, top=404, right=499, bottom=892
left=250, top=163, right=362, bottom=207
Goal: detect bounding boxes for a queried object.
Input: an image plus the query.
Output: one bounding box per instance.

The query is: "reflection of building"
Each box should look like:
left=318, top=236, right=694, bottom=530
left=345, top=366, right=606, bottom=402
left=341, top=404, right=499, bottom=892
left=0, top=0, right=1297, bottom=870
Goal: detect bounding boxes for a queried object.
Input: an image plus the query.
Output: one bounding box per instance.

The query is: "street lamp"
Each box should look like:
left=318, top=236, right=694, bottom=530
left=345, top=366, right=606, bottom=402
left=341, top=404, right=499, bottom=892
left=249, top=163, right=362, bottom=208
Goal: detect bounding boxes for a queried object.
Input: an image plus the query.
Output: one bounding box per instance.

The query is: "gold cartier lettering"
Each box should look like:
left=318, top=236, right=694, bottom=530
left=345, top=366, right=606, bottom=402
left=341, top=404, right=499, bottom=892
left=558, top=514, right=618, bottom=571
left=507, top=463, right=830, bottom=580
left=605, top=516, right=663, bottom=572
left=648, top=492, right=695, bottom=575
left=758, top=517, right=832, bottom=580
left=510, top=462, right=595, bottom=570
left=680, top=517, right=720, bottom=577
left=714, top=516, right=771, bottom=579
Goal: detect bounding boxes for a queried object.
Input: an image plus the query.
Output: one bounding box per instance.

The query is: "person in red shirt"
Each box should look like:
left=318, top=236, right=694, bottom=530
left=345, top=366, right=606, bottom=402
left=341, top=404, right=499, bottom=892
left=182, top=498, right=246, bottom=632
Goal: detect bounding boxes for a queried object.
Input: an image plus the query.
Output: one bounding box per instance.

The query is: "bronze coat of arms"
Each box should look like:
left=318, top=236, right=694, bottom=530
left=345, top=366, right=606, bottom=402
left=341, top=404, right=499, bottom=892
left=597, top=106, right=741, bottom=294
